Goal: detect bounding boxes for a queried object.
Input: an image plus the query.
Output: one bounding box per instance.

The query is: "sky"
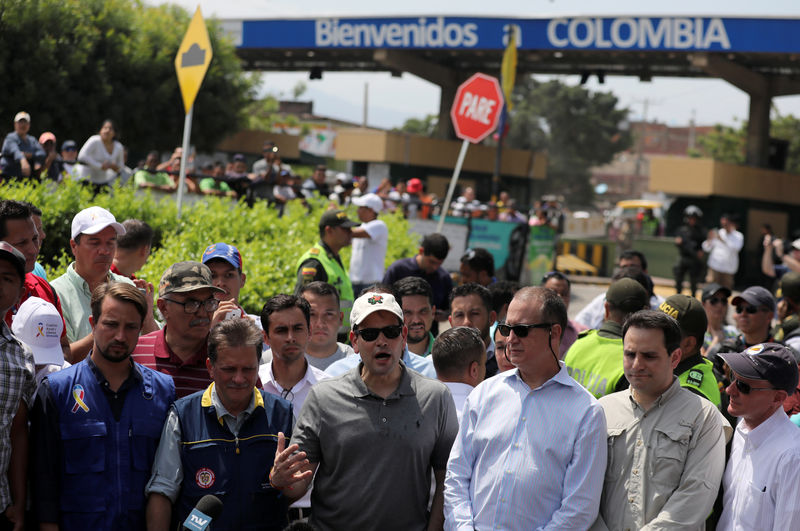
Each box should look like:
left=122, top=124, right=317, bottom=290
left=151, top=1, right=800, bottom=129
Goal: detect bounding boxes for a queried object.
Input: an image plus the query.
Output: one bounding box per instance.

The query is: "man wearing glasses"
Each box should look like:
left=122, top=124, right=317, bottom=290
left=445, top=287, right=607, bottom=530
left=717, top=343, right=800, bottom=530
left=594, top=310, right=729, bottom=530
left=132, top=261, right=223, bottom=398
left=283, top=291, right=458, bottom=530
left=706, top=286, right=776, bottom=371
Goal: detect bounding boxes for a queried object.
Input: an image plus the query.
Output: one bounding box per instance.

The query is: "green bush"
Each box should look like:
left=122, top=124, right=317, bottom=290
left=0, top=179, right=418, bottom=314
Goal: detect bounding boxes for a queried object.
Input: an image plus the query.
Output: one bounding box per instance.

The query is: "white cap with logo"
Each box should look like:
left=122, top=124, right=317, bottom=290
left=351, top=292, right=403, bottom=327
left=11, top=297, right=64, bottom=365
left=71, top=206, right=126, bottom=240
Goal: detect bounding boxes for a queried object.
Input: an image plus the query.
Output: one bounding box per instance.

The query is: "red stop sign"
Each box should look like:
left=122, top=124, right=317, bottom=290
left=450, top=73, right=504, bottom=144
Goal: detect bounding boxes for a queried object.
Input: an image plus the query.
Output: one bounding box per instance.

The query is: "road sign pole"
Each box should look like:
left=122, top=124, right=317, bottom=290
left=176, top=104, right=193, bottom=219
left=436, top=138, right=470, bottom=234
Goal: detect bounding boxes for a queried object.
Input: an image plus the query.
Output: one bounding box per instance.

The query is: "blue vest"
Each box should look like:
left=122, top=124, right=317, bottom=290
left=47, top=359, right=175, bottom=530
left=174, top=385, right=293, bottom=531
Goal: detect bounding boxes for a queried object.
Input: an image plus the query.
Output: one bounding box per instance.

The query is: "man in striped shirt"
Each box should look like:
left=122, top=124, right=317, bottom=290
left=132, top=261, right=224, bottom=398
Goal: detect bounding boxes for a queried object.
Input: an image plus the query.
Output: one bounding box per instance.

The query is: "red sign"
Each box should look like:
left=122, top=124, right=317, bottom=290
left=450, top=73, right=504, bottom=143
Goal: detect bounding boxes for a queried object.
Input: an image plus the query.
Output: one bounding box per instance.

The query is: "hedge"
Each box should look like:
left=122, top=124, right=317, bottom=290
left=0, top=179, right=418, bottom=314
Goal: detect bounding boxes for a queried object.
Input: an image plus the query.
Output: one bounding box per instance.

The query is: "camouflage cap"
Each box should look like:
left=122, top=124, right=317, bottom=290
left=159, top=261, right=224, bottom=296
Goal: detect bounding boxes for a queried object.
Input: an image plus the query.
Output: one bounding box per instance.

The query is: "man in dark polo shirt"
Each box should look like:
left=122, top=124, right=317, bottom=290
left=274, top=291, right=458, bottom=531
left=132, top=261, right=223, bottom=398
left=382, top=232, right=453, bottom=320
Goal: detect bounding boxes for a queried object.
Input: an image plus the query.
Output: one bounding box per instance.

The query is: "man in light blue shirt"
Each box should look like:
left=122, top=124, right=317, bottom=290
left=444, top=286, right=607, bottom=530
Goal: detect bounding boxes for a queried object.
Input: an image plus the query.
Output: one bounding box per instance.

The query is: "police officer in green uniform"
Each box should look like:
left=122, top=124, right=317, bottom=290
left=295, top=210, right=357, bottom=332
left=565, top=277, right=650, bottom=399
left=657, top=294, right=721, bottom=407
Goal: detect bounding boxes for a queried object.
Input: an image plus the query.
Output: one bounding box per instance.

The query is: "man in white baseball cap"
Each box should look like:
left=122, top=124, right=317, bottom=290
left=11, top=297, right=69, bottom=384
left=349, top=193, right=388, bottom=296
left=52, top=206, right=158, bottom=361
left=281, top=290, right=458, bottom=530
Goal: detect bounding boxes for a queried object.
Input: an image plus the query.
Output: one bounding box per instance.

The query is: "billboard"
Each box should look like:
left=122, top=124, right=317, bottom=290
left=236, top=16, right=800, bottom=53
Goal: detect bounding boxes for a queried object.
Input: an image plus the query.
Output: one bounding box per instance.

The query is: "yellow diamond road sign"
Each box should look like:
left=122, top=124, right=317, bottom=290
left=175, top=7, right=213, bottom=114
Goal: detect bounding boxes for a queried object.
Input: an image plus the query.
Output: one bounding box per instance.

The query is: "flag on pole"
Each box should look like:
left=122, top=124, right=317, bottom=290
left=501, top=26, right=518, bottom=111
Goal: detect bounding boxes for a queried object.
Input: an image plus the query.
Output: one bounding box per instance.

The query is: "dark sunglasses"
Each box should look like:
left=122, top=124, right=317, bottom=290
left=355, top=325, right=403, bottom=342
left=735, top=304, right=763, bottom=314
left=731, top=378, right=777, bottom=395
left=497, top=322, right=553, bottom=338
left=706, top=297, right=727, bottom=306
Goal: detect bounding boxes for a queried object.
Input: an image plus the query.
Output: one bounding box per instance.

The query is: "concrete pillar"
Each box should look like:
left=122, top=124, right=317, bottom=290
left=746, top=92, right=771, bottom=167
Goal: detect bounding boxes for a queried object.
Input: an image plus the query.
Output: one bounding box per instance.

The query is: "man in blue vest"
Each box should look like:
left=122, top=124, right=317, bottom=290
left=30, top=282, right=175, bottom=530
left=145, top=318, right=295, bottom=531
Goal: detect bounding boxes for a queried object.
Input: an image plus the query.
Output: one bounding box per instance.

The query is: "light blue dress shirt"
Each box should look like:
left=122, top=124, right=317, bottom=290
left=323, top=345, right=436, bottom=379
left=444, top=363, right=607, bottom=531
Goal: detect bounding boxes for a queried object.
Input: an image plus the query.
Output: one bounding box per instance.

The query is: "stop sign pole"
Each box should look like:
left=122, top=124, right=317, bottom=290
left=436, top=73, right=504, bottom=233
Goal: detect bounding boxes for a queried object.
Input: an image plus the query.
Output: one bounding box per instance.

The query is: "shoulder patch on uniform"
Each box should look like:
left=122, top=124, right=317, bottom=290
left=686, top=369, right=703, bottom=387
left=309, top=247, right=320, bottom=255
left=301, top=267, right=317, bottom=276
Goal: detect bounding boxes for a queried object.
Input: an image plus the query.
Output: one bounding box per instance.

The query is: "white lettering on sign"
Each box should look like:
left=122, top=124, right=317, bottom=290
left=457, top=91, right=496, bottom=125
left=316, top=17, right=479, bottom=48
left=547, top=17, right=731, bottom=50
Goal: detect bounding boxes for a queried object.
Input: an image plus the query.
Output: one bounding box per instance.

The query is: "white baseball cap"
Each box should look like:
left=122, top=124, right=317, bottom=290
left=351, top=292, right=403, bottom=327
left=11, top=297, right=64, bottom=365
left=14, top=111, right=30, bottom=123
left=71, top=206, right=126, bottom=240
left=352, top=193, right=383, bottom=214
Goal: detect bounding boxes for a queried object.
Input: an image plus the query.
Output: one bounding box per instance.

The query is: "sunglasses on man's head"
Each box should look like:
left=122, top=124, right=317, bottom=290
left=497, top=322, right=553, bottom=338
left=355, top=325, right=402, bottom=342
left=735, top=304, right=763, bottom=314
left=731, top=377, right=777, bottom=395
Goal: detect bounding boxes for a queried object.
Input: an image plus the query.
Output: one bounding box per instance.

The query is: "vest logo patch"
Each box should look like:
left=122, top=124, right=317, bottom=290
left=367, top=295, right=383, bottom=305
left=71, top=384, right=90, bottom=414
left=309, top=247, right=320, bottom=255
left=687, top=369, right=703, bottom=387
left=196, top=467, right=215, bottom=489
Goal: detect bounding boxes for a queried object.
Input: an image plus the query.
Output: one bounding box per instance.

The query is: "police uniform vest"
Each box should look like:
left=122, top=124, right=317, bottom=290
left=174, top=385, right=293, bottom=531
left=47, top=359, right=174, bottom=530
left=296, top=242, right=354, bottom=329
left=676, top=355, right=721, bottom=407
left=564, top=327, right=625, bottom=399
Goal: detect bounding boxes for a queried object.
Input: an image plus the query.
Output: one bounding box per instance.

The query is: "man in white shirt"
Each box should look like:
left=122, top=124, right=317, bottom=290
left=445, top=287, right=607, bottom=530
left=297, top=282, right=354, bottom=371
left=716, top=343, right=800, bottom=531
left=349, top=193, right=388, bottom=296
left=432, top=327, right=485, bottom=423
left=702, top=214, right=744, bottom=290
left=258, top=293, right=328, bottom=523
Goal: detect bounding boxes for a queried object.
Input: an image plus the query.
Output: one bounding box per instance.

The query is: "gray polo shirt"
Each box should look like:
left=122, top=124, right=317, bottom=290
left=292, top=361, right=458, bottom=531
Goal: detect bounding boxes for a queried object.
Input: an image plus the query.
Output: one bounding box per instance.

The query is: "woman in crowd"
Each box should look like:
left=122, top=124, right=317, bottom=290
left=77, top=119, right=126, bottom=187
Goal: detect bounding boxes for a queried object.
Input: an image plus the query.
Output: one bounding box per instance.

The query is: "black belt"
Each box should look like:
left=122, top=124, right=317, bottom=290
left=288, top=507, right=311, bottom=522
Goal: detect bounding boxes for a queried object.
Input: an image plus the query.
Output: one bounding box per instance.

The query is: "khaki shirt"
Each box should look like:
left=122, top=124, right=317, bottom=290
left=593, top=378, right=731, bottom=531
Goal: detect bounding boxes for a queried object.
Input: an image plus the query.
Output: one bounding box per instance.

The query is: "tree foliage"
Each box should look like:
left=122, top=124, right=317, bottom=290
left=690, top=122, right=746, bottom=165
left=395, top=114, right=439, bottom=136
left=505, top=78, right=632, bottom=205
left=0, top=0, right=258, bottom=158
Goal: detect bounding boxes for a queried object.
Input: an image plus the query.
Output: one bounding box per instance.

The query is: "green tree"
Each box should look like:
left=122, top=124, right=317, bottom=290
left=505, top=78, right=632, bottom=205
left=0, top=0, right=257, bottom=157
left=395, top=114, right=439, bottom=136
left=690, top=122, right=746, bottom=165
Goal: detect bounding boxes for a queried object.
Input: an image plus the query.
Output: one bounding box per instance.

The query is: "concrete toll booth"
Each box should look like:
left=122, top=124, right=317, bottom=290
left=223, top=15, right=800, bottom=169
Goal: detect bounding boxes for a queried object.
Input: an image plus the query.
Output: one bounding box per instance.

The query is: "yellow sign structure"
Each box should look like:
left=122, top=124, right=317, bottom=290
left=174, top=7, right=213, bottom=114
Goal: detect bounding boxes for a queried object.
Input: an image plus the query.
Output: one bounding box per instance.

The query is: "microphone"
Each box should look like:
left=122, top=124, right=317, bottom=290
left=182, top=495, right=223, bottom=531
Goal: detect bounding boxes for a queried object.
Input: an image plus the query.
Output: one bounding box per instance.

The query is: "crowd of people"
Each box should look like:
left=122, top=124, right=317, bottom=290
left=3, top=121, right=800, bottom=530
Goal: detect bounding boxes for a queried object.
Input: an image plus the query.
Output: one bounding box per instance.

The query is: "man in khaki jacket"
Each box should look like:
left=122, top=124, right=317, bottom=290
left=592, top=310, right=731, bottom=531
